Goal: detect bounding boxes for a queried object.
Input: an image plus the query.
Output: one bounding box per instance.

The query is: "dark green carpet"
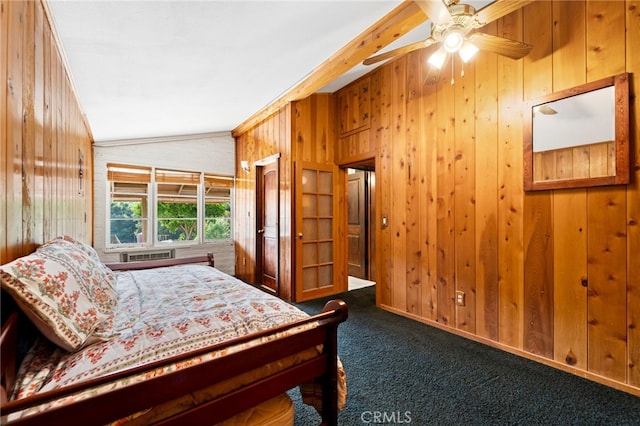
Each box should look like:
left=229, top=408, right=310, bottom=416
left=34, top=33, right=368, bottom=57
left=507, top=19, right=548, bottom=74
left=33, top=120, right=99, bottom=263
left=288, top=286, right=640, bottom=425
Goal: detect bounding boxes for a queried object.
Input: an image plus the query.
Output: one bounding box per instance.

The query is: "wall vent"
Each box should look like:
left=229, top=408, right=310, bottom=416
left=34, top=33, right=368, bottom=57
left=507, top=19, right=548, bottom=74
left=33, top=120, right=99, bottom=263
left=121, top=250, right=175, bottom=263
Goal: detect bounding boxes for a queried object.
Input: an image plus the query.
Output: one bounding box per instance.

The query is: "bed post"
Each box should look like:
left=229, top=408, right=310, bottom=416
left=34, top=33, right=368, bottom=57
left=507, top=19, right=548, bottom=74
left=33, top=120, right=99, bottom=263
left=320, top=300, right=348, bottom=426
left=1, top=312, right=18, bottom=404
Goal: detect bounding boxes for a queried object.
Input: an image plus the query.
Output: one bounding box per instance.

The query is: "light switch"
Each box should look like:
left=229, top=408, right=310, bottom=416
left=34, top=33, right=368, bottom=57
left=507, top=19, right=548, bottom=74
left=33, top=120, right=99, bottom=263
left=381, top=216, right=388, bottom=228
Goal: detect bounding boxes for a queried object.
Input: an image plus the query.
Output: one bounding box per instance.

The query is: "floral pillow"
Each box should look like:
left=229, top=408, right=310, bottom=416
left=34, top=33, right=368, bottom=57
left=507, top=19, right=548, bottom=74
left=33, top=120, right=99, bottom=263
left=49, top=236, right=116, bottom=292
left=55, top=235, right=103, bottom=264
left=0, top=238, right=117, bottom=351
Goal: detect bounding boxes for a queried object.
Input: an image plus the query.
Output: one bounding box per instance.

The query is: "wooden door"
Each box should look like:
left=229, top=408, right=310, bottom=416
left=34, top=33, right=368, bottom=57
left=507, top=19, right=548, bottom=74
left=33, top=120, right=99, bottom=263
left=348, top=170, right=367, bottom=279
left=367, top=170, right=376, bottom=282
left=295, top=162, right=340, bottom=301
left=256, top=161, right=279, bottom=294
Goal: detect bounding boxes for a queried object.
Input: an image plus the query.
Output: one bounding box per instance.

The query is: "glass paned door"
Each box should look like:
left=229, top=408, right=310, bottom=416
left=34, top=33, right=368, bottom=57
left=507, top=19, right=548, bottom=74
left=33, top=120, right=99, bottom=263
left=295, top=162, right=338, bottom=301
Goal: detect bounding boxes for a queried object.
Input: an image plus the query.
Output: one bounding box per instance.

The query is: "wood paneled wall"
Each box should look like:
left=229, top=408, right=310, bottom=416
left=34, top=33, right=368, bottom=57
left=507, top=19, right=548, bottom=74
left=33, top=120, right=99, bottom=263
left=233, top=0, right=638, bottom=395
left=335, top=0, right=638, bottom=395
left=1, top=0, right=93, bottom=264
left=235, top=106, right=292, bottom=299
left=234, top=94, right=343, bottom=302
left=6, top=0, right=636, bottom=398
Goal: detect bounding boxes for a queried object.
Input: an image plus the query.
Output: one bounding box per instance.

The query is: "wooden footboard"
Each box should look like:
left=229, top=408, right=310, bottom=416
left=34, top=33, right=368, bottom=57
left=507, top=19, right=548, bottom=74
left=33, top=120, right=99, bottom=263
left=0, top=299, right=348, bottom=425
left=1, top=254, right=348, bottom=425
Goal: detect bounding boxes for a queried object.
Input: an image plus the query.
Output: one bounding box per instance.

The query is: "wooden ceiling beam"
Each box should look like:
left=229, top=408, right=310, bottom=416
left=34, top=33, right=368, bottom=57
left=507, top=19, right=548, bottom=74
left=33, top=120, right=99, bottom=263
left=232, top=1, right=427, bottom=137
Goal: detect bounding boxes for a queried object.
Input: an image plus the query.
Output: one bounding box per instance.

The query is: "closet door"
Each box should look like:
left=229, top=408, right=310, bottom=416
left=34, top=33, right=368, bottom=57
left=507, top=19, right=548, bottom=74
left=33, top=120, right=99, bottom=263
left=295, top=162, right=339, bottom=302
left=256, top=160, right=279, bottom=294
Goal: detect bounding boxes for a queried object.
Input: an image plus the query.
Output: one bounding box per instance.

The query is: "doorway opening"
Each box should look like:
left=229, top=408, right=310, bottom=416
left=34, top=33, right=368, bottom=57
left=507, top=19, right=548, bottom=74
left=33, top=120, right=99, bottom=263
left=346, top=165, right=375, bottom=292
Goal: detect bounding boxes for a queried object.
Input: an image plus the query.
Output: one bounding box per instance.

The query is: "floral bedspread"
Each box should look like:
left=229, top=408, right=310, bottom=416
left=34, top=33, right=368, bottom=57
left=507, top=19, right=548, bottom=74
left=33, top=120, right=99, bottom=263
left=10, top=264, right=345, bottom=421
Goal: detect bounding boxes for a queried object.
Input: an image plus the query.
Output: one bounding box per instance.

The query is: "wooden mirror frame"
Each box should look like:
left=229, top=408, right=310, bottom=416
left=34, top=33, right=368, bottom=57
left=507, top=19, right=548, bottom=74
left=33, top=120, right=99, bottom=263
left=523, top=72, right=630, bottom=191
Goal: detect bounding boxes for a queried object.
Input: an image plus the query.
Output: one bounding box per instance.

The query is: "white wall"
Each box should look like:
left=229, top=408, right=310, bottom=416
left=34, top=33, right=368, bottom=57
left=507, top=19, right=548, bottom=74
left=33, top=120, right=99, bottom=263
left=93, top=132, right=236, bottom=274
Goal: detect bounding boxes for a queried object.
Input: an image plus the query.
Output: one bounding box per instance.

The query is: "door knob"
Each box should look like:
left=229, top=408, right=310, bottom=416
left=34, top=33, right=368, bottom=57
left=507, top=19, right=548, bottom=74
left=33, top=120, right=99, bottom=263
left=257, top=229, right=264, bottom=234
left=298, top=233, right=303, bottom=239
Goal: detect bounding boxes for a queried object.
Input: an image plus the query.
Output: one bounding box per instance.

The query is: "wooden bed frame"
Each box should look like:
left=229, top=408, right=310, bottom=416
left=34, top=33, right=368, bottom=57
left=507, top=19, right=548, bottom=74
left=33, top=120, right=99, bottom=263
left=0, top=255, right=348, bottom=425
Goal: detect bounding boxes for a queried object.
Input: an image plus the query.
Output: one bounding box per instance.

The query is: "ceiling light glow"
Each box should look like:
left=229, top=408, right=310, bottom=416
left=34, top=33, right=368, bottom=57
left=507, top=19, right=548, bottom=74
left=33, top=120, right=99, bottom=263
left=443, top=30, right=464, bottom=53
left=427, top=48, right=448, bottom=69
left=458, top=41, right=479, bottom=63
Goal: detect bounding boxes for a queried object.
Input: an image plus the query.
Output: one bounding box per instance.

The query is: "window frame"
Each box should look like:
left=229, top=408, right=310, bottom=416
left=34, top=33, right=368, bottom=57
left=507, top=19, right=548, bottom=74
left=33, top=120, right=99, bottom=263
left=154, top=168, right=201, bottom=245
left=203, top=174, right=234, bottom=243
left=106, top=163, right=233, bottom=249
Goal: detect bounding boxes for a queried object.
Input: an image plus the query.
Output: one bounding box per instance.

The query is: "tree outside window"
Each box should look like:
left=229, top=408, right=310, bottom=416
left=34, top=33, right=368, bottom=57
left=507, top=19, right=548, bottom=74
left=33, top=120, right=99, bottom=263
left=156, top=183, right=198, bottom=242
left=204, top=174, right=233, bottom=241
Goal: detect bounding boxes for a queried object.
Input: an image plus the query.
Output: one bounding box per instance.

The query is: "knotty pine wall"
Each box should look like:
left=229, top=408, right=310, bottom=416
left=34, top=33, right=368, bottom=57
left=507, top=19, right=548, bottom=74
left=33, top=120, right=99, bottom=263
left=6, top=0, right=634, bottom=396
left=233, top=1, right=639, bottom=395
left=235, top=106, right=293, bottom=299
left=2, top=0, right=93, bottom=265
left=353, top=0, right=638, bottom=395
left=234, top=94, right=344, bottom=302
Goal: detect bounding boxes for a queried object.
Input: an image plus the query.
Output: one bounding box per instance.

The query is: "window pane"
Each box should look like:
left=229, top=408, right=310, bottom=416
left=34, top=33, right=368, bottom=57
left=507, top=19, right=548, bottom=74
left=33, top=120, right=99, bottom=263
left=318, top=218, right=332, bottom=240
left=318, top=171, right=332, bottom=193
left=109, top=199, right=148, bottom=244
left=318, top=241, right=333, bottom=264
left=157, top=183, right=198, bottom=242
left=109, top=176, right=149, bottom=245
left=303, top=243, right=318, bottom=267
left=303, top=218, right=318, bottom=240
left=302, top=194, right=317, bottom=216
left=204, top=202, right=231, bottom=240
left=318, top=264, right=333, bottom=287
left=318, top=194, right=332, bottom=216
left=204, top=174, right=232, bottom=240
left=303, top=267, right=318, bottom=290
left=302, top=169, right=317, bottom=192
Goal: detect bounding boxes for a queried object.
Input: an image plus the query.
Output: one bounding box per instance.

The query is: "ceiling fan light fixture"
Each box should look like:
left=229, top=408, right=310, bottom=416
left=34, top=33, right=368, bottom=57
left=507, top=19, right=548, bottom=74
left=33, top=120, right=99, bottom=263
left=458, top=40, right=479, bottom=63
left=443, top=29, right=465, bottom=53
left=427, top=47, right=448, bottom=69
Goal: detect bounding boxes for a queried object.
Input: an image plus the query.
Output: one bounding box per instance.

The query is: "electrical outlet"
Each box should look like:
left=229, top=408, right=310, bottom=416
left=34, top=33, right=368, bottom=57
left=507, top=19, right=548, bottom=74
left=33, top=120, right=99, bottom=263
left=455, top=290, right=466, bottom=306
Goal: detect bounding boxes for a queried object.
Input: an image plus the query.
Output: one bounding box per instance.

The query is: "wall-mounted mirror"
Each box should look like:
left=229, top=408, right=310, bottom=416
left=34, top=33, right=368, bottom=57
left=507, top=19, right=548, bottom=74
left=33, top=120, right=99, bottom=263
left=524, top=73, right=630, bottom=191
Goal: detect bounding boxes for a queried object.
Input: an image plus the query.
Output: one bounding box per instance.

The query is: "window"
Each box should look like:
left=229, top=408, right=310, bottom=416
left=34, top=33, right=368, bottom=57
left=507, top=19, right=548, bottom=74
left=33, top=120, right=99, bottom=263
left=107, top=164, right=233, bottom=248
left=108, top=164, right=151, bottom=245
left=156, top=169, right=200, bottom=243
left=204, top=175, right=233, bottom=240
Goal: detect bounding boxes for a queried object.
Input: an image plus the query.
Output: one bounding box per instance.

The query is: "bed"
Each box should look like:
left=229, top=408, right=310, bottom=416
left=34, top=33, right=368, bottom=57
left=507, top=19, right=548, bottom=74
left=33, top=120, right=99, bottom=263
left=0, top=236, right=347, bottom=425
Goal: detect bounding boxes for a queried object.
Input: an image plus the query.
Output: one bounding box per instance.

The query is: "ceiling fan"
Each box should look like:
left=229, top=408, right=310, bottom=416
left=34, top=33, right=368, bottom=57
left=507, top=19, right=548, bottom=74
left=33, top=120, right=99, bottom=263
left=363, top=0, right=534, bottom=73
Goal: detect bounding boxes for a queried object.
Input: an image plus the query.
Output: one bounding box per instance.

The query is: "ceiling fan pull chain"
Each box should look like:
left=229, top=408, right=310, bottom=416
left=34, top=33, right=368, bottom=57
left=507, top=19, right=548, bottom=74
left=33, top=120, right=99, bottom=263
left=451, top=57, right=455, bottom=85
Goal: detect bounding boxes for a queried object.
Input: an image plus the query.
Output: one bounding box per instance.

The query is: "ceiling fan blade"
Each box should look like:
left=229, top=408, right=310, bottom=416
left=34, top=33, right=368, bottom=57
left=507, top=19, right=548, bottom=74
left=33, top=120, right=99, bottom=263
left=414, top=0, right=452, bottom=26
left=468, top=32, right=533, bottom=59
left=473, top=0, right=535, bottom=27
left=363, top=38, right=435, bottom=66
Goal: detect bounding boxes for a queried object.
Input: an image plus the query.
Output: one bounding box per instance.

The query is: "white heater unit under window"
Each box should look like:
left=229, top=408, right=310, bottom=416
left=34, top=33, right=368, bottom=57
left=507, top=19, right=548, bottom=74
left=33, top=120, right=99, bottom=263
left=121, top=250, right=175, bottom=263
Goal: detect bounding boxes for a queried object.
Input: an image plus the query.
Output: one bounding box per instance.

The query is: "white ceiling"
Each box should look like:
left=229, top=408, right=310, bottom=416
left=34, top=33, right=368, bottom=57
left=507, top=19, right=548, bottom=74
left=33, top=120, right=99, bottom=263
left=46, top=0, right=491, bottom=142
